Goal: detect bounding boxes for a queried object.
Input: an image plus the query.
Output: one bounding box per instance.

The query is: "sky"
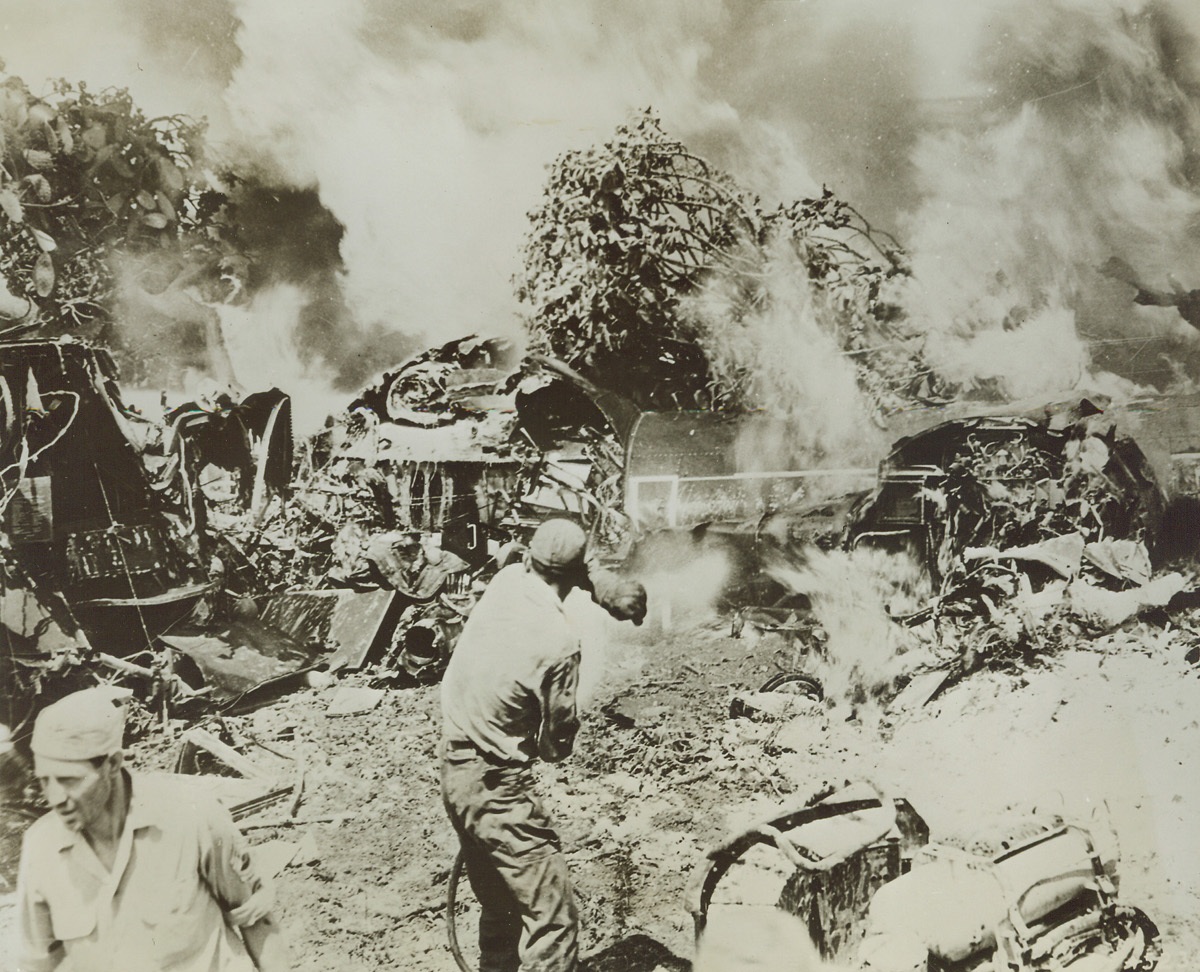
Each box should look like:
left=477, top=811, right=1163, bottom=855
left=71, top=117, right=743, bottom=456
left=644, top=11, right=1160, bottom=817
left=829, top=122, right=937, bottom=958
left=4, top=0, right=1200, bottom=425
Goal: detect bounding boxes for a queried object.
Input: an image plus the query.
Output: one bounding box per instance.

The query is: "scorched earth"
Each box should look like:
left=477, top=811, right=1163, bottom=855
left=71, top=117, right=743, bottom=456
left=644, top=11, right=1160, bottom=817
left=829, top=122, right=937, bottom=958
left=11, top=603, right=1187, bottom=972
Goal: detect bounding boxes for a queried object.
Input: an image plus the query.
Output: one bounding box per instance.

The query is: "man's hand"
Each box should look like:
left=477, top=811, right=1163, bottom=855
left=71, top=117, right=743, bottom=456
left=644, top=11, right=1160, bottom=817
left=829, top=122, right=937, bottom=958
left=585, top=562, right=648, bottom=626
left=592, top=575, right=648, bottom=626
left=538, top=654, right=580, bottom=763
left=537, top=715, right=579, bottom=763
left=604, top=581, right=647, bottom=625
left=229, top=883, right=277, bottom=927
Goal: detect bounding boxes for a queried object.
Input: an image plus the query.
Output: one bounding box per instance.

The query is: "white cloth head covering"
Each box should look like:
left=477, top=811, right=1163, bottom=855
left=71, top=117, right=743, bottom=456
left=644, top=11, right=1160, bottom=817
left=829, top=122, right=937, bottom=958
left=528, top=519, right=587, bottom=572
left=31, top=685, right=132, bottom=760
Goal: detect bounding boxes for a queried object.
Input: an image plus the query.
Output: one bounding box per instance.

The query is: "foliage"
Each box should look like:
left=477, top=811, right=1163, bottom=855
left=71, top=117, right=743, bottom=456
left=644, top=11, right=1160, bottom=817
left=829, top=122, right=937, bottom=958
left=0, top=73, right=208, bottom=335
left=516, top=111, right=933, bottom=412
left=936, top=426, right=1157, bottom=582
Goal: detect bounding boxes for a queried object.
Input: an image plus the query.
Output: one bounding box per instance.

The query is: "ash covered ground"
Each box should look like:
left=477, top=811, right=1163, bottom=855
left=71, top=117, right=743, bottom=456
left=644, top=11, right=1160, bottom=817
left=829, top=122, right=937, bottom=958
left=5, top=603, right=1181, bottom=972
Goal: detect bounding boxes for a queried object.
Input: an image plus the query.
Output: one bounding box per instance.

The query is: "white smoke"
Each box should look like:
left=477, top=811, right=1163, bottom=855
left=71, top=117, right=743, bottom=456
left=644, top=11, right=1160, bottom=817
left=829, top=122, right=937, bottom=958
left=900, top=13, right=1200, bottom=400
left=216, top=285, right=345, bottom=432
left=7, top=0, right=1200, bottom=416
left=770, top=547, right=932, bottom=708
left=684, top=236, right=886, bottom=468
left=0, top=0, right=235, bottom=122
left=220, top=0, right=739, bottom=349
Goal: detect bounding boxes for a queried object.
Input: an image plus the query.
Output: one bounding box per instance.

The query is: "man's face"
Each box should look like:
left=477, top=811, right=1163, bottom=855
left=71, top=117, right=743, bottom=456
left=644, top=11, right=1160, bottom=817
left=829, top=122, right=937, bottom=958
left=34, top=752, right=120, bottom=833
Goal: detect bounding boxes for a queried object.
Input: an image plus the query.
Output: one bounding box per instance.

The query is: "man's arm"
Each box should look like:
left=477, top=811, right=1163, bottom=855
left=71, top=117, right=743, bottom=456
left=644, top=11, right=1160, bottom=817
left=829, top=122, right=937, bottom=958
left=537, top=653, right=581, bottom=763
left=195, top=795, right=291, bottom=970
left=14, top=835, right=62, bottom=972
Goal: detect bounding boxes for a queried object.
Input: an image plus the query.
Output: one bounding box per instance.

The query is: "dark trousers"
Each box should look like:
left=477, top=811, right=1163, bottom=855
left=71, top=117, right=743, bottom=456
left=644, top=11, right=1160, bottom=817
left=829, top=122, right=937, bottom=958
left=441, top=742, right=580, bottom=972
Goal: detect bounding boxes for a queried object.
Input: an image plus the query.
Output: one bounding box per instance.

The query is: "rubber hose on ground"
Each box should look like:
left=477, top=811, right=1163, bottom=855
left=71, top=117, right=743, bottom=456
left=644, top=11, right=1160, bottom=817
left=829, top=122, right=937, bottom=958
left=446, top=847, right=472, bottom=972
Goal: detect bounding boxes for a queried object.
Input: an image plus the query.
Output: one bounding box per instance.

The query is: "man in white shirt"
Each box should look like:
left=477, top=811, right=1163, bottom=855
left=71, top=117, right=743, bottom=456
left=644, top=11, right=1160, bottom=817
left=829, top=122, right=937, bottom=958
left=440, top=518, right=641, bottom=972
left=16, top=686, right=289, bottom=972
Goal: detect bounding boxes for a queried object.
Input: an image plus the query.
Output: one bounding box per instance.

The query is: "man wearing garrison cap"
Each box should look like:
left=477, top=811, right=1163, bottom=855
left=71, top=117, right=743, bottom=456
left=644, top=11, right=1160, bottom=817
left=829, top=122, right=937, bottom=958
left=15, top=686, right=290, bottom=972
left=440, top=518, right=646, bottom=972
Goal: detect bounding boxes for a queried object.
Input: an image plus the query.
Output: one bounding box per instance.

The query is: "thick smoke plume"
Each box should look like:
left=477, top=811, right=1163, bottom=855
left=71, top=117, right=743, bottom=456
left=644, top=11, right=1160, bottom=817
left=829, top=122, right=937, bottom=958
left=216, top=0, right=737, bottom=391
left=6, top=0, right=1200, bottom=421
left=900, top=1, right=1200, bottom=400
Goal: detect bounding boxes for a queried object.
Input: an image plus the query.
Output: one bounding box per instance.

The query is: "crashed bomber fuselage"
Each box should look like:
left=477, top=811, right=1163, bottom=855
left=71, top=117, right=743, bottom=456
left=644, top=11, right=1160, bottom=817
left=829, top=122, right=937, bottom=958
left=0, top=340, right=208, bottom=655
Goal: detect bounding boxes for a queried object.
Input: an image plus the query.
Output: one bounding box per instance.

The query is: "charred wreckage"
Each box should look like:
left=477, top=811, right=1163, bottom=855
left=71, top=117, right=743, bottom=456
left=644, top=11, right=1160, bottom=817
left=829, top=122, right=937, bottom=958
left=0, top=331, right=1190, bottom=972
left=1, top=333, right=1196, bottom=726
left=0, top=333, right=664, bottom=730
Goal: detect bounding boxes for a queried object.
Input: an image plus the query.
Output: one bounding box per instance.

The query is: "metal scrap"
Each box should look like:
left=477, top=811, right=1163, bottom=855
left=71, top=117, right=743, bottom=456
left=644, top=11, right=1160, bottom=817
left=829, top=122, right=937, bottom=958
left=847, top=408, right=1165, bottom=591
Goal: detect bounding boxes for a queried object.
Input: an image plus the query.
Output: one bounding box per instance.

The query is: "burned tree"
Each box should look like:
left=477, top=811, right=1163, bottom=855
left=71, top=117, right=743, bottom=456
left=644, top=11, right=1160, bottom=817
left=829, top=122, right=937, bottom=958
left=0, top=76, right=206, bottom=335
left=515, top=111, right=929, bottom=414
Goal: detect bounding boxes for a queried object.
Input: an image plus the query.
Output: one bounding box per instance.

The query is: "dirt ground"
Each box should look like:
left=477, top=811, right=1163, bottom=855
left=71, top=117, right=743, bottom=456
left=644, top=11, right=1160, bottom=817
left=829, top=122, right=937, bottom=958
left=2, top=599, right=1198, bottom=972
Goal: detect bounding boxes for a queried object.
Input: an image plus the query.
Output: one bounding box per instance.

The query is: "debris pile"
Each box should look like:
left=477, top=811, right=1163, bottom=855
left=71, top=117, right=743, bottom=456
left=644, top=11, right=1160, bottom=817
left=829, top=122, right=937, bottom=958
left=898, top=407, right=1187, bottom=680
left=4, top=319, right=1197, bottom=741
left=847, top=407, right=1165, bottom=586
left=689, top=783, right=1159, bottom=972
left=1, top=331, right=662, bottom=729
left=740, top=403, right=1200, bottom=710
left=858, top=818, right=1159, bottom=972
left=0, top=340, right=214, bottom=728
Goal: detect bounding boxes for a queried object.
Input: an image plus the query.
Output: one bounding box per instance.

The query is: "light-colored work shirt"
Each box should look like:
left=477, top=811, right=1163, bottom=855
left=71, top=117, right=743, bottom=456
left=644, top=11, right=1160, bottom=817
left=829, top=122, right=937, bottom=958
left=16, top=771, right=266, bottom=972
left=441, top=563, right=581, bottom=765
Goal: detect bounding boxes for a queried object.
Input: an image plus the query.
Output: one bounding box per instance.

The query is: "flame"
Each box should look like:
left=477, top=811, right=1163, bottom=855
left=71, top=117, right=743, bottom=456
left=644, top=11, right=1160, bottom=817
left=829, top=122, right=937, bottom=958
left=770, top=547, right=931, bottom=708
left=216, top=285, right=347, bottom=434
left=683, top=236, right=887, bottom=469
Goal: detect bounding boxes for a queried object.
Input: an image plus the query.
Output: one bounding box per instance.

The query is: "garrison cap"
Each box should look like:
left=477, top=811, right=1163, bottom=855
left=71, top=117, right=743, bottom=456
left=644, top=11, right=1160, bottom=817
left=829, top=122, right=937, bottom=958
left=528, top=519, right=587, bottom=572
left=31, top=686, right=132, bottom=761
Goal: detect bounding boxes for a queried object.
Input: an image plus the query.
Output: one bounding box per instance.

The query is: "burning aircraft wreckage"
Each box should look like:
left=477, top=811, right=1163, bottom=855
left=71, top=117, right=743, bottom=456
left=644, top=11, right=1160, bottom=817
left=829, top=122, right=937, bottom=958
left=0, top=327, right=1186, bottom=970
left=2, top=101, right=1199, bottom=972
left=1, top=326, right=1198, bottom=715
left=0, top=306, right=1191, bottom=721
